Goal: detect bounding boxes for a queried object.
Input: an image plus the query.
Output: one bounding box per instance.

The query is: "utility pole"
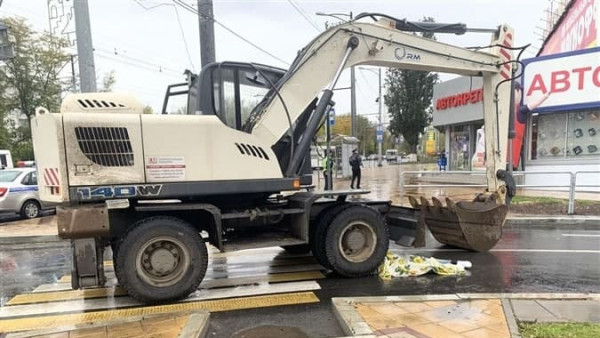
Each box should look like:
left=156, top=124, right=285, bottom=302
left=198, top=0, right=216, bottom=68
left=70, top=55, right=77, bottom=92
left=377, top=68, right=383, bottom=167
left=73, top=0, right=96, bottom=92
left=350, top=66, right=357, bottom=137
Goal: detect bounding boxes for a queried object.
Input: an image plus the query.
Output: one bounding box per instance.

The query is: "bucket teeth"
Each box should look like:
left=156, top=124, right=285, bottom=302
left=445, top=197, right=457, bottom=213
left=407, top=194, right=508, bottom=252
left=431, top=196, right=443, bottom=209
left=408, top=195, right=420, bottom=209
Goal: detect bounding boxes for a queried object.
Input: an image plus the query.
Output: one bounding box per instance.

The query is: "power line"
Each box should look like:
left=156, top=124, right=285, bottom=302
left=93, top=48, right=182, bottom=75
left=94, top=51, right=183, bottom=77
left=172, top=0, right=290, bottom=65
left=286, top=0, right=321, bottom=32
left=133, top=0, right=197, bottom=72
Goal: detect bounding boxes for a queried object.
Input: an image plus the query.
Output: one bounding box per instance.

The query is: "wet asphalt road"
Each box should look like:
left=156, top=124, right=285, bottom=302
left=208, top=227, right=600, bottom=337
left=1, top=227, right=598, bottom=337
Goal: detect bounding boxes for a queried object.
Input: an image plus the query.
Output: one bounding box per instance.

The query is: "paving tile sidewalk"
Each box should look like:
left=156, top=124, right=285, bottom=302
left=333, top=293, right=600, bottom=338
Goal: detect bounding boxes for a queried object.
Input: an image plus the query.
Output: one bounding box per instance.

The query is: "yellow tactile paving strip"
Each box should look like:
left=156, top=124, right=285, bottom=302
left=0, top=291, right=318, bottom=333
left=24, top=312, right=193, bottom=338
left=355, top=299, right=510, bottom=338
left=7, top=287, right=129, bottom=306
left=10, top=271, right=324, bottom=306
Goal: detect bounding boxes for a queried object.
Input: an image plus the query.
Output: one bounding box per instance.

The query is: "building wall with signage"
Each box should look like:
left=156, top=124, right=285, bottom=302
left=432, top=77, right=484, bottom=171
left=522, top=0, right=600, bottom=192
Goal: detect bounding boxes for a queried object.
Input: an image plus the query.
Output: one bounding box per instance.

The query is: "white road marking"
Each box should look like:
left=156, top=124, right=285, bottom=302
left=392, top=248, right=600, bottom=254
left=561, top=234, right=600, bottom=237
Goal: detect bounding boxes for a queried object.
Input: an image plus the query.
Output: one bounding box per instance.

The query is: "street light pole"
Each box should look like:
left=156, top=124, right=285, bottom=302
left=377, top=68, right=383, bottom=167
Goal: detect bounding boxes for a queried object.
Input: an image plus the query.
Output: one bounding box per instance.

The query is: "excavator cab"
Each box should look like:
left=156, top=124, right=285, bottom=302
left=161, top=62, right=285, bottom=131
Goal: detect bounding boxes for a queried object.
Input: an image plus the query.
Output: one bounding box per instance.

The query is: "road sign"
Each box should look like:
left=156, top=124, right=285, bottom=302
left=329, top=107, right=335, bottom=126
left=376, top=134, right=383, bottom=143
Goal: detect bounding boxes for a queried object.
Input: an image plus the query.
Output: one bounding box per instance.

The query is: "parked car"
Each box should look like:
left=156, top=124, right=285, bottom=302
left=0, top=167, right=49, bottom=219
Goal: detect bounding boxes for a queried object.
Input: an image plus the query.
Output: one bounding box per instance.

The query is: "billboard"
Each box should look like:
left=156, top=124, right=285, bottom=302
left=522, top=47, right=600, bottom=113
left=540, top=0, right=597, bottom=55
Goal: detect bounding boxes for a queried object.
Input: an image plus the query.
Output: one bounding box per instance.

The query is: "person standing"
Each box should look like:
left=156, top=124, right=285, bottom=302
left=322, top=151, right=333, bottom=190
left=349, top=149, right=362, bottom=189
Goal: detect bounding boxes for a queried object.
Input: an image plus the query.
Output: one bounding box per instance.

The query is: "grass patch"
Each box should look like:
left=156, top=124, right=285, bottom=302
left=511, top=196, right=599, bottom=206
left=519, top=322, right=600, bottom=338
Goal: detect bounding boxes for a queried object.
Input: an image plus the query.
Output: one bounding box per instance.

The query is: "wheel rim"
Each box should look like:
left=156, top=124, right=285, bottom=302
left=135, top=236, right=190, bottom=287
left=25, top=203, right=39, bottom=218
left=338, top=221, right=377, bottom=263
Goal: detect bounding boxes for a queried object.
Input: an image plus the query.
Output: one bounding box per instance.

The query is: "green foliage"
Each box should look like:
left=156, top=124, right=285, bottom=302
left=0, top=17, right=69, bottom=161
left=100, top=70, right=116, bottom=92
left=142, top=105, right=154, bottom=114
left=384, top=17, right=439, bottom=152
left=520, top=322, right=600, bottom=338
left=317, top=114, right=377, bottom=154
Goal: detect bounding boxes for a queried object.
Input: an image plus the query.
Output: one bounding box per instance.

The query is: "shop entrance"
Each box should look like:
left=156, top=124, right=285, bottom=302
left=450, top=124, right=471, bottom=170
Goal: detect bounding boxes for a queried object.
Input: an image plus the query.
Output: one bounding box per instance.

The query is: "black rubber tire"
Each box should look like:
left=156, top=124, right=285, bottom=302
left=20, top=200, right=40, bottom=219
left=116, top=216, right=208, bottom=303
left=310, top=203, right=354, bottom=270
left=281, top=244, right=310, bottom=254
left=324, top=204, right=389, bottom=277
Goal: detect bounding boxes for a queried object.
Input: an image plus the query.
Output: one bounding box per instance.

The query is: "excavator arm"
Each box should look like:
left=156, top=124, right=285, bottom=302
left=251, top=14, right=514, bottom=200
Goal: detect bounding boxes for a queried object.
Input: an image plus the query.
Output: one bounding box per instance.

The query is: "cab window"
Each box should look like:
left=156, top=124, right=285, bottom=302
left=212, top=65, right=282, bottom=131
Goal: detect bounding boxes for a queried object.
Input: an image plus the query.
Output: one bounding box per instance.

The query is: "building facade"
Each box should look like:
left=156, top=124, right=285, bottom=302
left=523, top=0, right=599, bottom=191
left=432, top=76, right=484, bottom=171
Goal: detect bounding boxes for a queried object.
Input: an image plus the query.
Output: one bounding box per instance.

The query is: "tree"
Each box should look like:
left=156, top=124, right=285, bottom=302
left=317, top=114, right=377, bottom=155
left=0, top=17, right=69, bottom=160
left=100, top=70, right=116, bottom=92
left=142, top=105, right=154, bottom=114
left=384, top=17, right=439, bottom=153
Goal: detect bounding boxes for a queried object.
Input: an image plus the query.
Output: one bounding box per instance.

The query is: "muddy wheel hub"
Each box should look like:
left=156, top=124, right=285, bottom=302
left=136, top=237, right=189, bottom=287
left=339, top=221, right=376, bottom=263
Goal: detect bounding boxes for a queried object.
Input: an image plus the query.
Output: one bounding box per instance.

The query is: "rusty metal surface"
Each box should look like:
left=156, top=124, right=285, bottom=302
left=57, top=204, right=109, bottom=239
left=409, top=196, right=508, bottom=252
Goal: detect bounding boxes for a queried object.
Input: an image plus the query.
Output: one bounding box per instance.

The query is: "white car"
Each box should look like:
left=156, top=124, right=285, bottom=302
left=0, top=168, right=49, bottom=219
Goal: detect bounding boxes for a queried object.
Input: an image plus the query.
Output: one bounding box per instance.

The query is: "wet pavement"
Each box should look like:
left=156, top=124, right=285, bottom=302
left=0, top=163, right=599, bottom=337
left=1, top=226, right=598, bottom=336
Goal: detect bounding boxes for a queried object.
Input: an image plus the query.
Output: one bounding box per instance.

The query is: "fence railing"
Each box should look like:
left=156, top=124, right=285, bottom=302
left=399, top=170, right=600, bottom=215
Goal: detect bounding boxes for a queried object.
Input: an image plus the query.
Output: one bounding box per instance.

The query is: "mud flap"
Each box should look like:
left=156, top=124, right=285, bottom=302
left=408, top=196, right=508, bottom=252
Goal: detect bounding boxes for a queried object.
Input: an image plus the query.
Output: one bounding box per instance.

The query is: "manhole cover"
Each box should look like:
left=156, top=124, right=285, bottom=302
left=231, top=325, right=309, bottom=338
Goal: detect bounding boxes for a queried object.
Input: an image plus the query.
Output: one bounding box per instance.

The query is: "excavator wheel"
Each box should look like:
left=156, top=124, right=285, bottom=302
left=310, top=203, right=353, bottom=270
left=116, top=216, right=208, bottom=303
left=324, top=204, right=389, bottom=277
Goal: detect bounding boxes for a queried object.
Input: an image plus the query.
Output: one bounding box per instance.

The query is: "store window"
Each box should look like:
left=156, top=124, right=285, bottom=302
left=450, top=125, right=470, bottom=170
left=530, top=110, right=600, bottom=160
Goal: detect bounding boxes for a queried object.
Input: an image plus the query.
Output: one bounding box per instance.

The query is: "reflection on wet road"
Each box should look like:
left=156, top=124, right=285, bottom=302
left=0, top=226, right=598, bottom=335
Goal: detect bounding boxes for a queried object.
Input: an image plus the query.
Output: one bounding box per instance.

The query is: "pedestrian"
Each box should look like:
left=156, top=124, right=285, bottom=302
left=349, top=148, right=362, bottom=189
left=438, top=151, right=447, bottom=171
left=322, top=151, right=333, bottom=190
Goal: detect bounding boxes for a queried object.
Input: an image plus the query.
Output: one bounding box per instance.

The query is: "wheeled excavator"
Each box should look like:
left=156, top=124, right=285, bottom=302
left=31, top=13, right=517, bottom=303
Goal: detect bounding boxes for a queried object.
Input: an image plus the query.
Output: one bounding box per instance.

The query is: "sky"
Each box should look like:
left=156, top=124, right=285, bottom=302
left=0, top=0, right=551, bottom=124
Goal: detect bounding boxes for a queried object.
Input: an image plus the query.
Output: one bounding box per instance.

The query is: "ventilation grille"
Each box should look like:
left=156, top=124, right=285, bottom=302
left=235, top=143, right=270, bottom=160
left=77, top=99, right=126, bottom=109
left=75, top=127, right=134, bottom=167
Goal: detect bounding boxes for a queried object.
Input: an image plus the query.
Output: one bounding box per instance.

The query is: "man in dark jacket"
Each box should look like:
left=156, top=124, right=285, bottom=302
left=349, top=149, right=362, bottom=189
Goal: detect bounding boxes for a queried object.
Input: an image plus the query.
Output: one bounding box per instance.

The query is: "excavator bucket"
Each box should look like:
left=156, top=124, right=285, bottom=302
left=408, top=196, right=508, bottom=252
